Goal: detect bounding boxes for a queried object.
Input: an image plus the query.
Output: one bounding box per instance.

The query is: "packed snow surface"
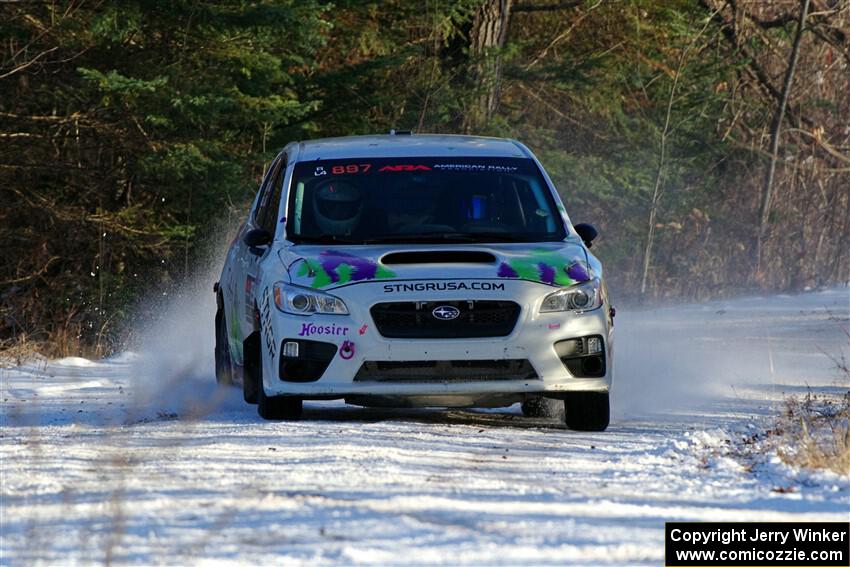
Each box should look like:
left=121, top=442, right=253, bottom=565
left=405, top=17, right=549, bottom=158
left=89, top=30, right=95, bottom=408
left=2, top=288, right=848, bottom=565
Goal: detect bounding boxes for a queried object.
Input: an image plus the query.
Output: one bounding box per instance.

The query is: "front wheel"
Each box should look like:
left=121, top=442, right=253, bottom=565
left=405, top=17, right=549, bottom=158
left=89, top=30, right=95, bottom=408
left=564, top=392, right=610, bottom=431
left=258, top=385, right=303, bottom=421
left=214, top=302, right=233, bottom=386
left=521, top=396, right=562, bottom=418
left=242, top=331, right=260, bottom=404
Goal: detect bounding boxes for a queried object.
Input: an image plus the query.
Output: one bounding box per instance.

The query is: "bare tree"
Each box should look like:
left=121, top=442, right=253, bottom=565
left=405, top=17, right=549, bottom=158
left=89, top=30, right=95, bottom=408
left=755, top=0, right=811, bottom=274
left=639, top=11, right=718, bottom=296
left=463, top=0, right=514, bottom=133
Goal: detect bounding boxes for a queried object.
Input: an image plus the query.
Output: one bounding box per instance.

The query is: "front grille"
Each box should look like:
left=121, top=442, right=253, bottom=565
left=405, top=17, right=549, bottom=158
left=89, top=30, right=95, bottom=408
left=354, top=359, right=538, bottom=383
left=370, top=300, right=520, bottom=338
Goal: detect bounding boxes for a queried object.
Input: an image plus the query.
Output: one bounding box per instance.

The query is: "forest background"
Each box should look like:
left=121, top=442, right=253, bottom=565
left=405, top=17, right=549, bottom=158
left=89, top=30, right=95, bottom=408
left=1, top=0, right=847, bottom=355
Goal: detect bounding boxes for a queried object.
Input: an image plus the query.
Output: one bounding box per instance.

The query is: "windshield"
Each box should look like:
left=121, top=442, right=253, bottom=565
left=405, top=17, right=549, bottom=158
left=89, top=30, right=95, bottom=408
left=286, top=157, right=566, bottom=244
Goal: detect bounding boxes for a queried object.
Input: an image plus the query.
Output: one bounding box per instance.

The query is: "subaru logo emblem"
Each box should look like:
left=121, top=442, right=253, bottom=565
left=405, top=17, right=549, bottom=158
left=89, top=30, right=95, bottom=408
left=432, top=305, right=460, bottom=320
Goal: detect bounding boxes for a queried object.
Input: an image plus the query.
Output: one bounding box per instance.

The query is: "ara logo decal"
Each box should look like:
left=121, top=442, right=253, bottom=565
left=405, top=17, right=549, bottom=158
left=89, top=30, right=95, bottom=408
left=378, top=165, right=432, bottom=172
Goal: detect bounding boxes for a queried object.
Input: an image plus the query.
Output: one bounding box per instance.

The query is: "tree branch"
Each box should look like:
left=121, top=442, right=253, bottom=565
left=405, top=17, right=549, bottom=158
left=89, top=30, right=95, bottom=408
left=757, top=0, right=811, bottom=269
left=525, top=0, right=602, bottom=69
left=0, top=257, right=60, bottom=286
left=0, top=46, right=58, bottom=79
left=513, top=1, right=581, bottom=13
left=699, top=0, right=815, bottom=129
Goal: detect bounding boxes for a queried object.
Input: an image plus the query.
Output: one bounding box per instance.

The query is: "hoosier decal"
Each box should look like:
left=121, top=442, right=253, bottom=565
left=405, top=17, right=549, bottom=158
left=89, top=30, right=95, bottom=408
left=298, top=323, right=350, bottom=337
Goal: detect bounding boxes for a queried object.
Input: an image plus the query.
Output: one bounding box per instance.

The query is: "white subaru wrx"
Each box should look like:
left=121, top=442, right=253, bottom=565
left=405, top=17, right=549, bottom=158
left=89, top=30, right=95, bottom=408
left=214, top=133, right=614, bottom=430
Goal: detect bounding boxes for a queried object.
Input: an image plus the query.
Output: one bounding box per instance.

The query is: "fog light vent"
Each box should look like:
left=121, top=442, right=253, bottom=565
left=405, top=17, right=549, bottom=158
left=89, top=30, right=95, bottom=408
left=279, top=339, right=337, bottom=383
left=283, top=341, right=299, bottom=358
left=554, top=335, right=606, bottom=378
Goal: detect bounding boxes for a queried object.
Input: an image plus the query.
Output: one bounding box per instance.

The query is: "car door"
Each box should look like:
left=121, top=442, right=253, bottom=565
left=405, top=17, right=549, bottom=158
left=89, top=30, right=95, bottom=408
left=235, top=155, right=288, bottom=345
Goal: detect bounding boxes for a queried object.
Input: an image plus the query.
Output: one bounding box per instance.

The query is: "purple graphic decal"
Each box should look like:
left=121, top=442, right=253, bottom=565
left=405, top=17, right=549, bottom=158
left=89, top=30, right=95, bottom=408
left=537, top=263, right=556, bottom=285
left=497, top=263, right=518, bottom=278
left=497, top=249, right=593, bottom=286
left=320, top=251, right=378, bottom=282
left=298, top=251, right=396, bottom=288
left=566, top=262, right=590, bottom=282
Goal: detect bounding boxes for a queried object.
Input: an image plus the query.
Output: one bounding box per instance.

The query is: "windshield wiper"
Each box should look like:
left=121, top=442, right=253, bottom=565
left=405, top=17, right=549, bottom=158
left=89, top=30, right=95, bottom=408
left=290, top=234, right=362, bottom=245
left=292, top=232, right=544, bottom=245
left=460, top=232, right=539, bottom=243
left=362, top=232, right=529, bottom=244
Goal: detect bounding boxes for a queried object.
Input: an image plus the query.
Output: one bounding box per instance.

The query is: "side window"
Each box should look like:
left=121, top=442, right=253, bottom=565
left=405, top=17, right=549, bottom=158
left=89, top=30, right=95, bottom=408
left=259, top=156, right=287, bottom=235
left=253, top=156, right=286, bottom=233
left=252, top=159, right=278, bottom=225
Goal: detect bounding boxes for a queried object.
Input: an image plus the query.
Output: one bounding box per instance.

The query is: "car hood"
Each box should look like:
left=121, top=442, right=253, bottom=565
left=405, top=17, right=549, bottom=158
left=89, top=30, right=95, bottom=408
left=278, top=241, right=593, bottom=290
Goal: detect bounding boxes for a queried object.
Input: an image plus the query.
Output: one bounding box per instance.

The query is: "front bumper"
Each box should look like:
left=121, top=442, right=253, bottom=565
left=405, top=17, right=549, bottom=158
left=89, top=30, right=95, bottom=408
left=259, top=279, right=613, bottom=401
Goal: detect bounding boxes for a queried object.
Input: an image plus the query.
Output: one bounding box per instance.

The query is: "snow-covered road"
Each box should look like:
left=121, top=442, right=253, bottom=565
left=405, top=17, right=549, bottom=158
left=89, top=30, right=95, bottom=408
left=2, top=289, right=848, bottom=565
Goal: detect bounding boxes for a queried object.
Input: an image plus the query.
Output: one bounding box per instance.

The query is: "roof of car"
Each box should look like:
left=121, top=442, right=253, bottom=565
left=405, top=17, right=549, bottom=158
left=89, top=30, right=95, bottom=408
left=293, top=134, right=531, bottom=161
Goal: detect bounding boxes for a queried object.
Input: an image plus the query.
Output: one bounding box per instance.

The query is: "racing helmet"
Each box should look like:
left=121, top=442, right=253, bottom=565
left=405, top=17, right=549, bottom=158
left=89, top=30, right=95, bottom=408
left=312, top=180, right=363, bottom=235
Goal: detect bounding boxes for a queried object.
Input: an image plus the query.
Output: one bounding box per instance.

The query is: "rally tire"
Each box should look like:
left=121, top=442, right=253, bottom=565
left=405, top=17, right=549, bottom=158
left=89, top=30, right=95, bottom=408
left=564, top=392, right=610, bottom=431
left=242, top=331, right=260, bottom=404
left=214, top=301, right=233, bottom=386
left=521, top=396, right=562, bottom=419
left=258, top=386, right=303, bottom=421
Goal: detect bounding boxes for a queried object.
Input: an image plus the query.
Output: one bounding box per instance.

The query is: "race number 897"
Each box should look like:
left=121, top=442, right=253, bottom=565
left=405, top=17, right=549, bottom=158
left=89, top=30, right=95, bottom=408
left=332, top=164, right=371, bottom=174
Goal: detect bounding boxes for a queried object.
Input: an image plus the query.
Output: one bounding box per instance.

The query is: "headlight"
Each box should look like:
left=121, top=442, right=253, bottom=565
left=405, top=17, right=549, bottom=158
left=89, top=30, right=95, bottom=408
left=273, top=282, right=348, bottom=315
left=540, top=279, right=602, bottom=313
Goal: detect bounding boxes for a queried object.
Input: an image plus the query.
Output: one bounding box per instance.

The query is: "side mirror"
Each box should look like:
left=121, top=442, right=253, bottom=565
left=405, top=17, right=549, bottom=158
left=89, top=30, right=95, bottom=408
left=244, top=228, right=272, bottom=254
left=573, top=223, right=598, bottom=248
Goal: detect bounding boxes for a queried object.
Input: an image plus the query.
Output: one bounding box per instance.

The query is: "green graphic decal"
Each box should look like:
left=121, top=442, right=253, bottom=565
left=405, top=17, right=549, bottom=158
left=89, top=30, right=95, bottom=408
left=298, top=250, right=396, bottom=288
left=497, top=249, right=591, bottom=286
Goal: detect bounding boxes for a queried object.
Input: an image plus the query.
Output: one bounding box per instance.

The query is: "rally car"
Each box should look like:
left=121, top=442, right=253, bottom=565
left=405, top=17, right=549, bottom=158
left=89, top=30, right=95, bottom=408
left=214, top=133, right=614, bottom=430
